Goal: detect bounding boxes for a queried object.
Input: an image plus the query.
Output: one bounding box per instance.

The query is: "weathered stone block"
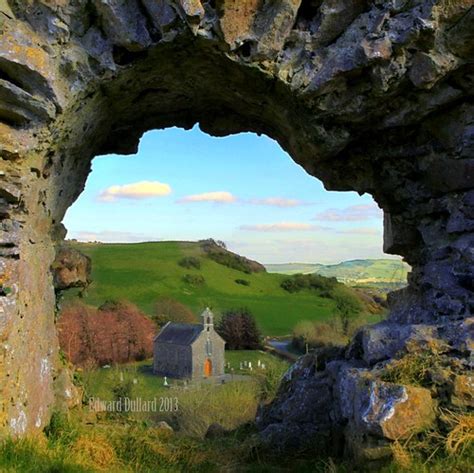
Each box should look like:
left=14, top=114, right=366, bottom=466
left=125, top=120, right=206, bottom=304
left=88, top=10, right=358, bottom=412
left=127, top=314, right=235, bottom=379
left=178, top=0, right=204, bottom=20
left=356, top=321, right=439, bottom=365
left=81, top=26, right=115, bottom=72
left=408, top=52, right=452, bottom=89
left=142, top=0, right=178, bottom=33
left=216, top=0, right=261, bottom=49
left=314, top=0, right=368, bottom=46
left=0, top=21, right=62, bottom=106
left=353, top=379, right=435, bottom=440
left=0, top=182, right=21, bottom=204
left=254, top=0, right=302, bottom=57
left=217, top=0, right=301, bottom=56
left=51, top=246, right=91, bottom=291
left=93, top=0, right=151, bottom=51
left=338, top=366, right=373, bottom=420
left=53, top=367, right=82, bottom=411
left=0, top=78, right=55, bottom=124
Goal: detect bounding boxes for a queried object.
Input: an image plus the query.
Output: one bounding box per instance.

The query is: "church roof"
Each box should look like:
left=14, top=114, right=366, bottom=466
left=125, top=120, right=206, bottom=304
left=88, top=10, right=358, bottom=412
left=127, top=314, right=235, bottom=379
left=154, top=322, right=203, bottom=346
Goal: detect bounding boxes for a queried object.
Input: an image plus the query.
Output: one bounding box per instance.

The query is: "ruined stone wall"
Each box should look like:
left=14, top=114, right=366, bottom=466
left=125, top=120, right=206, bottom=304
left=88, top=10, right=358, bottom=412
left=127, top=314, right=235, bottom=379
left=0, top=0, right=472, bottom=439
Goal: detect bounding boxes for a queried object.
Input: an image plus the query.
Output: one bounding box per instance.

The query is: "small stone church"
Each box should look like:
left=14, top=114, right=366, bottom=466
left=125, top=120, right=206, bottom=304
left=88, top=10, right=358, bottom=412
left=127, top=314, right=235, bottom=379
left=153, top=308, right=225, bottom=379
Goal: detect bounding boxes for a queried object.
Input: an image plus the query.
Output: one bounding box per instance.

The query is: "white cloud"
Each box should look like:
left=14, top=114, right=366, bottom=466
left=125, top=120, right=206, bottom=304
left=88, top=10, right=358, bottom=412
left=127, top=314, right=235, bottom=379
left=177, top=191, right=237, bottom=204
left=98, top=181, right=172, bottom=202
left=247, top=197, right=308, bottom=207
left=239, top=222, right=324, bottom=232
left=314, top=203, right=382, bottom=222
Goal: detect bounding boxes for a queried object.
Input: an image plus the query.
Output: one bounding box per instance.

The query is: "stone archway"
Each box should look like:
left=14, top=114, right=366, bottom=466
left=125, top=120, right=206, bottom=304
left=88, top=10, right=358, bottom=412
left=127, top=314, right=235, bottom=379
left=0, top=0, right=472, bottom=442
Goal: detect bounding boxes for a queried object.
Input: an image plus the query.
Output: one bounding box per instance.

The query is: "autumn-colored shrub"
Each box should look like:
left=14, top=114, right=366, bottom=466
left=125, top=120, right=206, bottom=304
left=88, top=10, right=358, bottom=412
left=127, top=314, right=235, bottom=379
left=57, top=300, right=155, bottom=367
left=292, top=320, right=348, bottom=351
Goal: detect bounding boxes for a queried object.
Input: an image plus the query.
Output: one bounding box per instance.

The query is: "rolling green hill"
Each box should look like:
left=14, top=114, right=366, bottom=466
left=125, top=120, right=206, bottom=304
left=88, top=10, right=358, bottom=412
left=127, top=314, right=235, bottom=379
left=266, top=259, right=409, bottom=289
left=65, top=241, right=381, bottom=337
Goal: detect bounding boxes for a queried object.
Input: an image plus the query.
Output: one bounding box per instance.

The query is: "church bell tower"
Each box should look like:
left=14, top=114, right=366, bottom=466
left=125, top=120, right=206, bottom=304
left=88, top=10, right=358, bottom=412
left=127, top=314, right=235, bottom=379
left=201, top=307, right=214, bottom=332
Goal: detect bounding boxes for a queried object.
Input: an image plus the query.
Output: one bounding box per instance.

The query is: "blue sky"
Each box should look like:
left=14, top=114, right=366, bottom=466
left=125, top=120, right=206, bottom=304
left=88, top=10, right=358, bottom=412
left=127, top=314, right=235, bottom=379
left=63, top=126, right=393, bottom=264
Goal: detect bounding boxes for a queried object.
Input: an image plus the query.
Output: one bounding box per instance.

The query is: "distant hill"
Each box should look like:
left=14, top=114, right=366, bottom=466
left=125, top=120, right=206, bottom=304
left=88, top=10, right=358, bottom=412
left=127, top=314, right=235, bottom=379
left=264, top=263, right=324, bottom=275
left=64, top=241, right=383, bottom=337
left=266, top=259, right=409, bottom=290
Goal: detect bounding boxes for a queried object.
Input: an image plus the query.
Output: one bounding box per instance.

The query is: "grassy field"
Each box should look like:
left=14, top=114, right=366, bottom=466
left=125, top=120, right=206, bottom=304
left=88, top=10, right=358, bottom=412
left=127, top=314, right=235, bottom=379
left=266, top=258, right=409, bottom=287
left=81, top=351, right=288, bottom=437
left=65, top=241, right=372, bottom=337
left=224, top=350, right=280, bottom=374
left=83, top=351, right=284, bottom=400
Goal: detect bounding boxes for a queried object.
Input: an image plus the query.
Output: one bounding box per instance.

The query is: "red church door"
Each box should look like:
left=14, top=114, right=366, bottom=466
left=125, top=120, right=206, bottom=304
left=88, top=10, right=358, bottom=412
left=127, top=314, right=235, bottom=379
left=204, top=358, right=212, bottom=377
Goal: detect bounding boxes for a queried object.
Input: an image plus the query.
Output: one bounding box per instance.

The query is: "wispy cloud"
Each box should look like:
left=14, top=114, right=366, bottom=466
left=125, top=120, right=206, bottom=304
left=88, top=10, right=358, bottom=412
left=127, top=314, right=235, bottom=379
left=337, top=227, right=381, bottom=235
left=98, top=181, right=172, bottom=202
left=247, top=197, right=309, bottom=208
left=177, top=193, right=310, bottom=206
left=177, top=191, right=237, bottom=204
left=67, top=230, right=157, bottom=243
left=227, top=238, right=391, bottom=264
left=314, top=204, right=382, bottom=222
left=239, top=222, right=325, bottom=232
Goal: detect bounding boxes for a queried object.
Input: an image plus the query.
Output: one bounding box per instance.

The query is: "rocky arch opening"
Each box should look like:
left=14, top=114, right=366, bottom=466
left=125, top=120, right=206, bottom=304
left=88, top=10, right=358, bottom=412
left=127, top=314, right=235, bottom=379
left=63, top=126, right=386, bottom=261
left=0, top=0, right=472, bottom=447
left=56, top=125, right=391, bottom=369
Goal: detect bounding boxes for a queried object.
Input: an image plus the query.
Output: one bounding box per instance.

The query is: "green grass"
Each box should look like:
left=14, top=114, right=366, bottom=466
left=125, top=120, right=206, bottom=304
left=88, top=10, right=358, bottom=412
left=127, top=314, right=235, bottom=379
left=80, top=352, right=288, bottom=438
left=224, top=350, right=285, bottom=374
left=83, top=352, right=288, bottom=401
left=1, top=413, right=471, bottom=473
left=81, top=359, right=168, bottom=403
left=64, top=241, right=358, bottom=336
